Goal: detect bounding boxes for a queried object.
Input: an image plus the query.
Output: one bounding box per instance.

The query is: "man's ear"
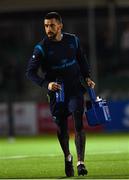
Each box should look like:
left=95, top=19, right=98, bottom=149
left=60, top=23, right=63, bottom=30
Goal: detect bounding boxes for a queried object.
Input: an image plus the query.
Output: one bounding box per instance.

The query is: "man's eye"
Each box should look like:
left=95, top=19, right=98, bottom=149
left=45, top=24, right=55, bottom=28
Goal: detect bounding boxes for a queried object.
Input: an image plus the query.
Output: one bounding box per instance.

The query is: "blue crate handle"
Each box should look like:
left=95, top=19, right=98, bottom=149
left=87, top=87, right=96, bottom=101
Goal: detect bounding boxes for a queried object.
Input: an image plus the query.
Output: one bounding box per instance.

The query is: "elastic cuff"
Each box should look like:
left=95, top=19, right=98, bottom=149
left=41, top=80, right=49, bottom=89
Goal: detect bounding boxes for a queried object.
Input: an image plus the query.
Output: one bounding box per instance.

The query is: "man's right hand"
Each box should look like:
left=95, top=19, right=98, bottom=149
left=86, top=78, right=95, bottom=89
left=48, top=82, right=61, bottom=91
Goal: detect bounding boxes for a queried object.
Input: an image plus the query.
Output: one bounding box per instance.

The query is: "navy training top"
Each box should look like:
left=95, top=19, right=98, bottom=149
left=26, top=32, right=91, bottom=89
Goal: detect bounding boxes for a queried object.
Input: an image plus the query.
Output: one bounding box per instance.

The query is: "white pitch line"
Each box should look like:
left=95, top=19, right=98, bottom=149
left=0, top=154, right=61, bottom=160
left=0, top=151, right=127, bottom=160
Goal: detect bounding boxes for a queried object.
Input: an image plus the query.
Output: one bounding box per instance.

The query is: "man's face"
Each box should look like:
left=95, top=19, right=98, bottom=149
left=44, top=18, right=62, bottom=40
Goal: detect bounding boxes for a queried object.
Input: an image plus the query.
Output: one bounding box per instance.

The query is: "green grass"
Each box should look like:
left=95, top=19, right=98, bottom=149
left=0, top=133, right=129, bottom=179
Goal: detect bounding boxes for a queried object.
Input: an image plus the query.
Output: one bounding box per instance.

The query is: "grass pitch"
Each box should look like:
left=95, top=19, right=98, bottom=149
left=0, top=133, right=129, bottom=179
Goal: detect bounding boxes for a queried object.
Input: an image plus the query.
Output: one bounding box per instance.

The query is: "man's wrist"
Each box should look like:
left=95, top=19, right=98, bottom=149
left=85, top=77, right=91, bottom=82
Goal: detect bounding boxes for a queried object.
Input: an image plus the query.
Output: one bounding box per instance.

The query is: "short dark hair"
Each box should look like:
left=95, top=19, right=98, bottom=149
left=44, top=12, right=62, bottom=23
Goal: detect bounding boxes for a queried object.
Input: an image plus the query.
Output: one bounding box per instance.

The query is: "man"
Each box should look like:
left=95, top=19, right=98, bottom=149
left=26, top=12, right=95, bottom=177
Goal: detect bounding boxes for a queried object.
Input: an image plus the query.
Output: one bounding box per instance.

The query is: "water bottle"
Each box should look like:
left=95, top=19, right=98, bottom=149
left=55, top=79, right=64, bottom=103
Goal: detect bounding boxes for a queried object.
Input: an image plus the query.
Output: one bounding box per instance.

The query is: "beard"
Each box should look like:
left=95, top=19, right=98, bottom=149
left=47, top=32, right=57, bottom=40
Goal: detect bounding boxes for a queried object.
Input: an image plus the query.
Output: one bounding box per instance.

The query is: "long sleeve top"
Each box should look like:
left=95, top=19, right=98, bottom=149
left=26, top=32, right=91, bottom=89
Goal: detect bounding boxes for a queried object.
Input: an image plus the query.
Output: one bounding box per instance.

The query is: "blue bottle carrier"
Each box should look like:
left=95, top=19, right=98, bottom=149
left=85, top=87, right=111, bottom=126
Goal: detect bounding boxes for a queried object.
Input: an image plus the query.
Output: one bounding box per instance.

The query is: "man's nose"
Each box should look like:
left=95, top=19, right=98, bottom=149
left=47, top=26, right=52, bottom=31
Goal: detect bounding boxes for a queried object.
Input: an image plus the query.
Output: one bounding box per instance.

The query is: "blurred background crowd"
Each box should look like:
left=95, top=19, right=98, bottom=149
left=0, top=0, right=129, bottom=136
